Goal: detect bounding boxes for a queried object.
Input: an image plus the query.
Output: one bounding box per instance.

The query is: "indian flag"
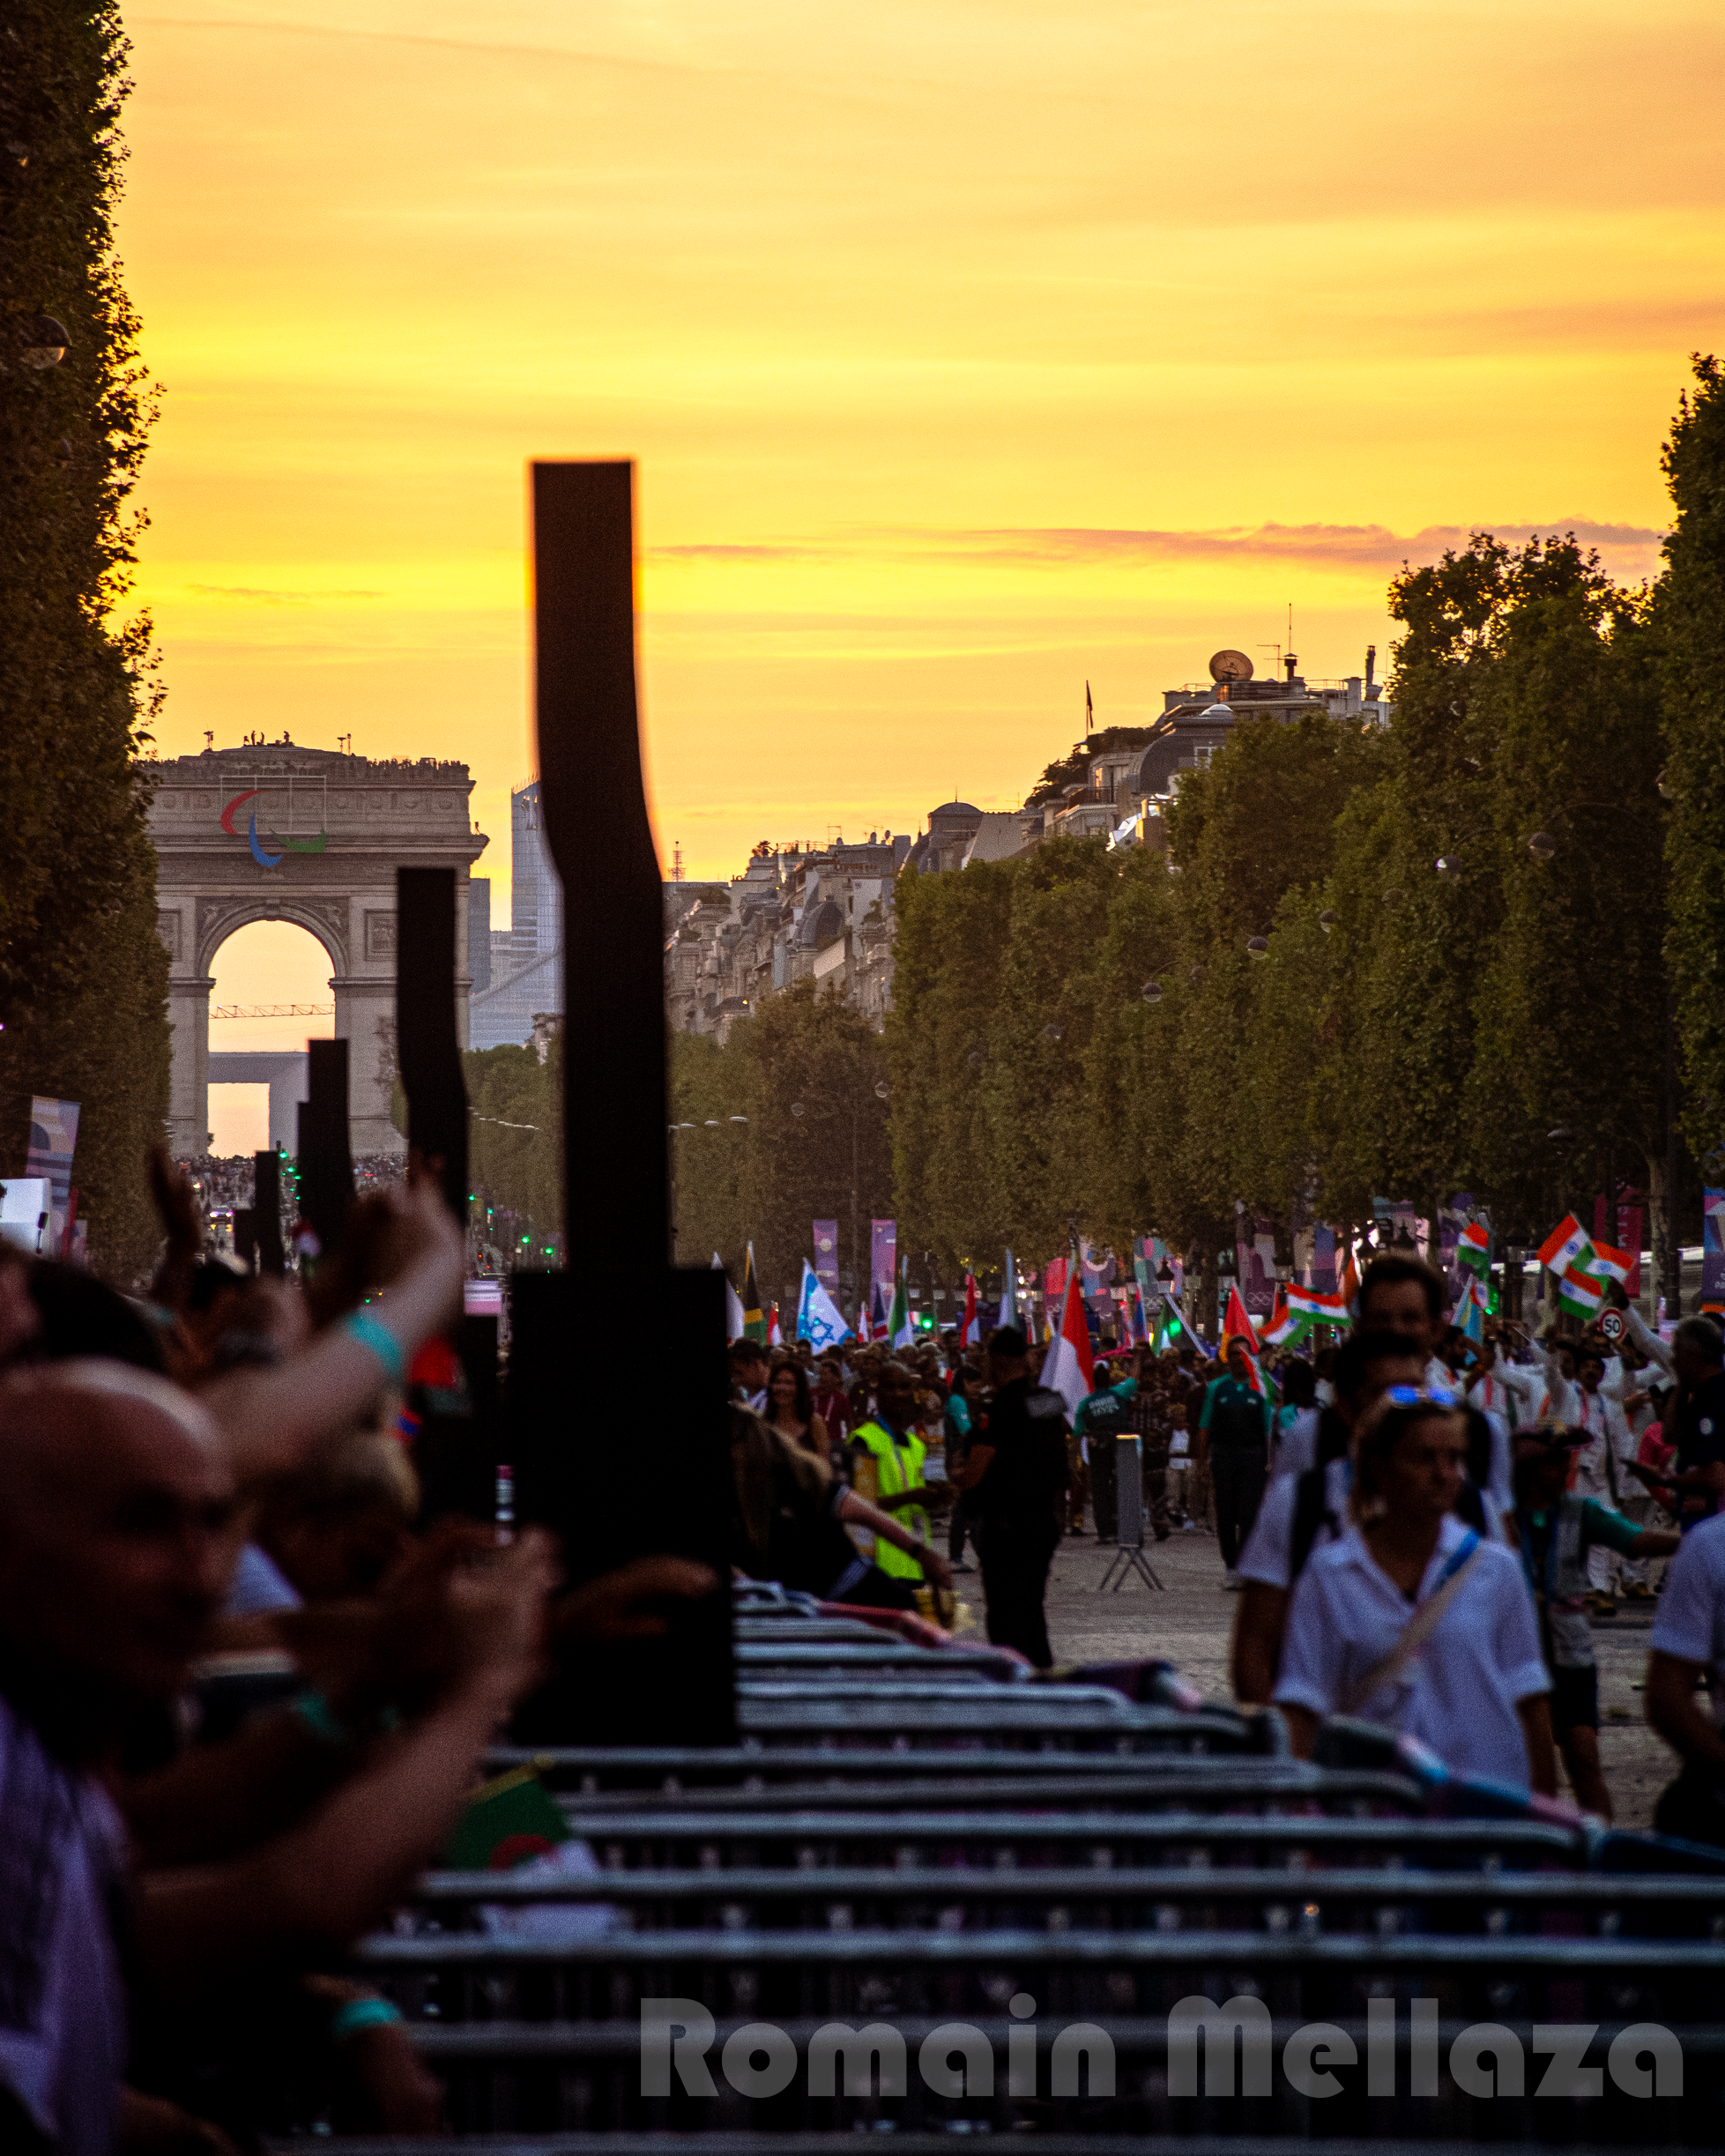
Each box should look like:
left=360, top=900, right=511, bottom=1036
left=1558, top=1263, right=1605, bottom=1320
left=1538, top=1214, right=1592, bottom=1275
left=1587, top=1239, right=1634, bottom=1286
left=1287, top=1284, right=1345, bottom=1321
left=1260, top=1288, right=1303, bottom=1347
left=1458, top=1222, right=1491, bottom=1278
left=1337, top=1249, right=1361, bottom=1321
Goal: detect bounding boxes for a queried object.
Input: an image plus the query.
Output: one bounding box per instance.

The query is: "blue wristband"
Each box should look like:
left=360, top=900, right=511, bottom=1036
left=344, top=1311, right=405, bottom=1389
left=331, top=1996, right=405, bottom=2041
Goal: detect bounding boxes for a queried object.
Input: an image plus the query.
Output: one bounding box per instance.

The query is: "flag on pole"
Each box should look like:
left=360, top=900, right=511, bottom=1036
left=1337, top=1246, right=1361, bottom=1321
left=961, top=1272, right=981, bottom=1346
left=1129, top=1283, right=1149, bottom=1344
left=1041, top=1259, right=1097, bottom=1419
left=1221, top=1283, right=1267, bottom=1394
left=1558, top=1263, right=1605, bottom=1320
left=1084, top=680, right=1093, bottom=732
left=857, top=1295, right=873, bottom=1342
left=889, top=1261, right=916, bottom=1351
left=996, top=1249, right=1018, bottom=1330
left=1260, top=1286, right=1301, bottom=1348
left=714, top=1252, right=747, bottom=1341
left=1453, top=1274, right=1485, bottom=1344
left=797, top=1259, right=853, bottom=1352
left=1286, top=1284, right=1345, bottom=1321
left=742, top=1243, right=766, bottom=1342
left=1586, top=1239, right=1634, bottom=1287
left=768, top=1302, right=783, bottom=1348
left=1458, top=1222, right=1491, bottom=1279
left=1538, top=1214, right=1592, bottom=1276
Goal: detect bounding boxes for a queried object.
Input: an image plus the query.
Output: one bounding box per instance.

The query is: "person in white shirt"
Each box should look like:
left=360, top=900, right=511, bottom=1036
left=1274, top=1390, right=1556, bottom=1795
left=1569, top=1345, right=1640, bottom=1599
left=1467, top=1331, right=1544, bottom=1428
left=1231, top=1332, right=1429, bottom=1705
left=1646, top=1512, right=1725, bottom=1847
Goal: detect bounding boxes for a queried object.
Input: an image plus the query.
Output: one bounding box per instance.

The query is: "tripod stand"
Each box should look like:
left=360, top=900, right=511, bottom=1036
left=1097, top=1435, right=1164, bottom=1591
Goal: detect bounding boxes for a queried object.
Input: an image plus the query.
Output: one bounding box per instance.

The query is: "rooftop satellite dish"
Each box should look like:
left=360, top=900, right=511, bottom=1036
left=1208, top=650, right=1253, bottom=684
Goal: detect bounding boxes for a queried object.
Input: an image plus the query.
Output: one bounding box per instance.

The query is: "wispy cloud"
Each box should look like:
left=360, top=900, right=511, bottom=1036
left=185, top=584, right=386, bottom=605
left=648, top=519, right=1666, bottom=576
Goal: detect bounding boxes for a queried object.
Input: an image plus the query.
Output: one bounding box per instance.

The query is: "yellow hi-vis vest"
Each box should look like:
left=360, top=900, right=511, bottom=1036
left=851, top=1417, right=928, bottom=1578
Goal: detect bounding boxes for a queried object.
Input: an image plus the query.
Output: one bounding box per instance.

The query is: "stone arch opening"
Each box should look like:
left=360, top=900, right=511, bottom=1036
left=204, top=919, right=338, bottom=1156
left=151, top=744, right=487, bottom=1159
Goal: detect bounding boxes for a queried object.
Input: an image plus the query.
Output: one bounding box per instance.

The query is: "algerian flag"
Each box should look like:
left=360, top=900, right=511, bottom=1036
left=714, top=1252, right=747, bottom=1341
left=1538, top=1214, right=1592, bottom=1275
left=889, top=1260, right=915, bottom=1350
left=1587, top=1239, right=1634, bottom=1286
left=1558, top=1263, right=1605, bottom=1320
left=1458, top=1222, right=1491, bottom=1279
left=797, top=1259, right=852, bottom=1352
left=742, top=1241, right=766, bottom=1342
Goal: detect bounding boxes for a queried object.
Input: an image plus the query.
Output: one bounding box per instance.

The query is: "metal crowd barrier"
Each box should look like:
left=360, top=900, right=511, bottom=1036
left=272, top=1582, right=1725, bottom=2150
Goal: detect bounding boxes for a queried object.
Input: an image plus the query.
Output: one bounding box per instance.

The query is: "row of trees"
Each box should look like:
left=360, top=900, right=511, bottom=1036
left=1, top=3, right=171, bottom=1276
left=887, top=368, right=1725, bottom=1321
left=667, top=363, right=1724, bottom=1330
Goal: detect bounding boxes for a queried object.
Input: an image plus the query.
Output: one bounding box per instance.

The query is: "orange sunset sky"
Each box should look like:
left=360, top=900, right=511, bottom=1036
left=118, top=0, right=1721, bottom=1111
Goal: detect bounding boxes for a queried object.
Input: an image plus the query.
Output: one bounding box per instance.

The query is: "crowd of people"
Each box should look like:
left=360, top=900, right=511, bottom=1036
left=4, top=1147, right=1725, bottom=2152
left=729, top=1251, right=1725, bottom=1833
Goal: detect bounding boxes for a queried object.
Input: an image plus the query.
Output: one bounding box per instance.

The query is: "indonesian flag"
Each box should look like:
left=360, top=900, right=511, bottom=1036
left=1222, top=1283, right=1267, bottom=1393
left=1558, top=1263, right=1605, bottom=1320
left=1041, top=1260, right=1097, bottom=1419
left=961, top=1272, right=981, bottom=1346
left=1538, top=1214, right=1592, bottom=1275
left=1587, top=1239, right=1634, bottom=1286
left=1458, top=1222, right=1491, bottom=1278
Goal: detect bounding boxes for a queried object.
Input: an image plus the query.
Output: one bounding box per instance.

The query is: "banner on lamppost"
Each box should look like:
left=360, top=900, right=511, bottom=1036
left=813, top=1219, right=840, bottom=1296
left=26, top=1097, right=80, bottom=1257
left=869, top=1218, right=896, bottom=1299
left=1705, top=1189, right=1725, bottom=1305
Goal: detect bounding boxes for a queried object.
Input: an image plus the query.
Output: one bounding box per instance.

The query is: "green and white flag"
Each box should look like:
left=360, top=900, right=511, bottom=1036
left=889, top=1260, right=916, bottom=1350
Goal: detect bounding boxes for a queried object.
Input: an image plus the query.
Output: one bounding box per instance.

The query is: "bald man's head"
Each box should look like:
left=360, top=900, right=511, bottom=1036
left=0, top=1364, right=238, bottom=1702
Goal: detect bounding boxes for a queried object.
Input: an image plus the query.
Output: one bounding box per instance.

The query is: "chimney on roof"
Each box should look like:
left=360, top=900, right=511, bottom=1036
left=1364, top=645, right=1377, bottom=694
left=1284, top=653, right=1297, bottom=684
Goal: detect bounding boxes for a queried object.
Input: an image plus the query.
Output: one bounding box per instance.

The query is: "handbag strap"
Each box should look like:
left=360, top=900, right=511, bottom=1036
left=1338, top=1530, right=1483, bottom=1717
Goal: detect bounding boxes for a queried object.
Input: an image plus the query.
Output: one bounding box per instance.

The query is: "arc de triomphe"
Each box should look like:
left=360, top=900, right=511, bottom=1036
left=150, top=745, right=487, bottom=1156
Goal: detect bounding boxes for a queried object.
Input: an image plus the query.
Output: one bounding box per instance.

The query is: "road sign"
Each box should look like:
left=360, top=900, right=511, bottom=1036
left=1600, top=1308, right=1625, bottom=1343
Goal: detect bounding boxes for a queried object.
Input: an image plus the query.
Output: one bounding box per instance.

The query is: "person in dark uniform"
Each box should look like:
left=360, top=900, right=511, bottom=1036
left=948, top=1325, right=1069, bottom=1666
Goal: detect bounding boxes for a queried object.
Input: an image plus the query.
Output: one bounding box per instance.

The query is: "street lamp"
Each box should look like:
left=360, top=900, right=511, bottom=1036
left=1528, top=831, right=1557, bottom=862
left=1436, top=855, right=1462, bottom=881
left=1246, top=936, right=1269, bottom=960
left=1319, top=909, right=1336, bottom=933
left=16, top=314, right=68, bottom=368
left=1141, top=979, right=1162, bottom=1005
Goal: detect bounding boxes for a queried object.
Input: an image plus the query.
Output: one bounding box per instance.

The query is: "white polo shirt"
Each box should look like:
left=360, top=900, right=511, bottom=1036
left=1649, top=1513, right=1725, bottom=1725
left=1275, top=1513, right=1550, bottom=1790
left=1238, top=1458, right=1350, bottom=1588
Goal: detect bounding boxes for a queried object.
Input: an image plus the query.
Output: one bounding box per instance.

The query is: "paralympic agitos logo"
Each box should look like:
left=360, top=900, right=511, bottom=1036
left=219, top=790, right=329, bottom=868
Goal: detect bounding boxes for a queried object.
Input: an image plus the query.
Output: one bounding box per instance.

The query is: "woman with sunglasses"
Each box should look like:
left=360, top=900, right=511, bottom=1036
left=1274, top=1387, right=1557, bottom=1795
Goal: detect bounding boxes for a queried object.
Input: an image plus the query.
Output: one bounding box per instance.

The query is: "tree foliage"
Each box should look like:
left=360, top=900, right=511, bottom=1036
left=0, top=2, right=168, bottom=1276
left=1655, top=355, right=1725, bottom=1166
left=465, top=1042, right=563, bottom=1258
left=882, top=485, right=1705, bottom=1305
left=672, top=983, right=892, bottom=1313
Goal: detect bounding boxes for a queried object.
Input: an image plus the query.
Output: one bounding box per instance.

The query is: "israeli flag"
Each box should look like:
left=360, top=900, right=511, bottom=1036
left=797, top=1259, right=853, bottom=1352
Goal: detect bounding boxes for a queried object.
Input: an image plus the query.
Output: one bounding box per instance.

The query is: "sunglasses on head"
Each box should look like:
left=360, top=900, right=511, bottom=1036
left=1382, top=1383, right=1460, bottom=1409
